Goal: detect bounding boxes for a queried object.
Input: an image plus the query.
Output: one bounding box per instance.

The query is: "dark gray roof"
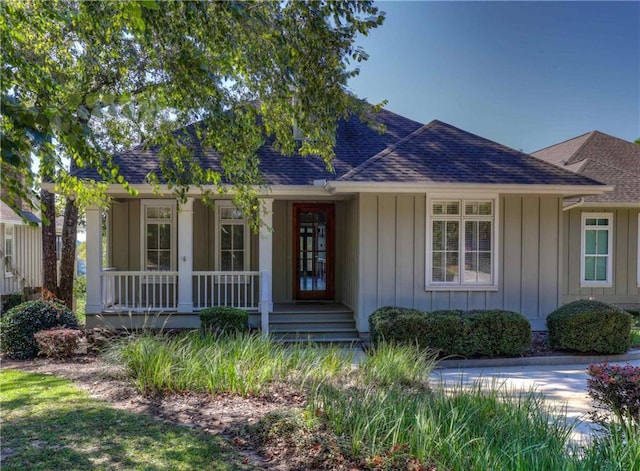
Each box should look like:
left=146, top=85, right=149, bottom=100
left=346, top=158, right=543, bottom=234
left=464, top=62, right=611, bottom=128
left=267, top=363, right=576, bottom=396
left=532, top=131, right=640, bottom=203
left=338, top=120, right=604, bottom=185
left=76, top=108, right=423, bottom=186
left=0, top=201, right=41, bottom=225
left=76, top=110, right=605, bottom=189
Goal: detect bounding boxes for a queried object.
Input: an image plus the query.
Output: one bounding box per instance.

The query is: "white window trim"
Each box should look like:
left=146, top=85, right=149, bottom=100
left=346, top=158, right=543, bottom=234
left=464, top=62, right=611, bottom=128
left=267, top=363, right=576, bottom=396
left=580, top=212, right=613, bottom=288
left=214, top=200, right=250, bottom=271
left=140, top=200, right=177, bottom=272
left=425, top=193, right=499, bottom=291
left=4, top=224, right=14, bottom=278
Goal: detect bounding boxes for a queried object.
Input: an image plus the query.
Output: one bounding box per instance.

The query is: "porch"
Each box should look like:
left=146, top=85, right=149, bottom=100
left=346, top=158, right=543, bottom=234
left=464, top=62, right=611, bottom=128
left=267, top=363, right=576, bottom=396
left=84, top=196, right=360, bottom=336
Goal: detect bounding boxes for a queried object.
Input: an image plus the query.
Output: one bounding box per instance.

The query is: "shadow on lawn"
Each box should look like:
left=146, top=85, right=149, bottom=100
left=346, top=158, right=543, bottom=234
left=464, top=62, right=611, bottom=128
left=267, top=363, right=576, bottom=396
left=1, top=373, right=253, bottom=471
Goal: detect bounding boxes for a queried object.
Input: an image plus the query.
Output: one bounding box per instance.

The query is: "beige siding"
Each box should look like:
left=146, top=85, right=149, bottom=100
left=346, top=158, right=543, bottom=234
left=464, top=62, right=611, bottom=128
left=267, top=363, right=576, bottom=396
left=110, top=198, right=258, bottom=273
left=335, top=199, right=357, bottom=310
left=563, top=207, right=640, bottom=306
left=0, top=223, right=42, bottom=295
left=272, top=200, right=292, bottom=302
left=356, top=194, right=563, bottom=331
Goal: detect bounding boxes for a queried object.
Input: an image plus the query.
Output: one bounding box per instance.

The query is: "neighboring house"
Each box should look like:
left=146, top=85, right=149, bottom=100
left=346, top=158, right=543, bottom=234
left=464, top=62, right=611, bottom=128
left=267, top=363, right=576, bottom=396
left=70, top=109, right=610, bottom=338
left=0, top=200, right=42, bottom=297
left=532, top=131, right=640, bottom=310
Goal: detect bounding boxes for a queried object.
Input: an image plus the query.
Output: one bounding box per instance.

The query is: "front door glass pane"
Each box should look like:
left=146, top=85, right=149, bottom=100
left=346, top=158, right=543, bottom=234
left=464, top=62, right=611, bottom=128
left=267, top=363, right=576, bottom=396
left=298, top=211, right=327, bottom=292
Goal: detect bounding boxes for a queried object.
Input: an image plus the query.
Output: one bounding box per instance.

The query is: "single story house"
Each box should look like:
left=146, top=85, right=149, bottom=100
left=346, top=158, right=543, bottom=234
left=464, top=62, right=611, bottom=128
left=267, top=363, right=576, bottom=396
left=532, top=131, right=639, bottom=310
left=0, top=199, right=42, bottom=298
left=72, top=109, right=611, bottom=339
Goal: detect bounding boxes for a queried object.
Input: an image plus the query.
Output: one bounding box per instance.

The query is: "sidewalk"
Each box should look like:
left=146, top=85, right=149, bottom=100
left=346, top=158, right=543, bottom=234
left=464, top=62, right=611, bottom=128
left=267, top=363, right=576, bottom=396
left=430, top=358, right=640, bottom=443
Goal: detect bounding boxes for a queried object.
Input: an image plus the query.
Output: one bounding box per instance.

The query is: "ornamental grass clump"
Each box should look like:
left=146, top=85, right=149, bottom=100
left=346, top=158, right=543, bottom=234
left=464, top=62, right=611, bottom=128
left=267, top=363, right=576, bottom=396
left=108, top=331, right=354, bottom=396
left=0, top=300, right=80, bottom=359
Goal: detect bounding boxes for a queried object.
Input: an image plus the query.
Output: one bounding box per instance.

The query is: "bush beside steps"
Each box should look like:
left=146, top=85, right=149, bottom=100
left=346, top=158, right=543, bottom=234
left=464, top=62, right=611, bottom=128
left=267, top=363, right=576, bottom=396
left=369, top=307, right=531, bottom=358
left=547, top=299, right=633, bottom=354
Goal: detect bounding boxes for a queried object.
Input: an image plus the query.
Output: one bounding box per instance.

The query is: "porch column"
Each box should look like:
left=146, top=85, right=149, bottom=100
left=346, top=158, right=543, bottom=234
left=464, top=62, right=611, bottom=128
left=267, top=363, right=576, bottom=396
left=85, top=205, right=102, bottom=314
left=177, top=197, right=194, bottom=312
left=259, top=198, right=274, bottom=337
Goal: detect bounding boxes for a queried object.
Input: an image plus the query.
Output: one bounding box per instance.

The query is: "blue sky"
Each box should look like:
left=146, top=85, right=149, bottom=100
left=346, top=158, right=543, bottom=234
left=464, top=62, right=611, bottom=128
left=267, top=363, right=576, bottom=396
left=348, top=1, right=640, bottom=152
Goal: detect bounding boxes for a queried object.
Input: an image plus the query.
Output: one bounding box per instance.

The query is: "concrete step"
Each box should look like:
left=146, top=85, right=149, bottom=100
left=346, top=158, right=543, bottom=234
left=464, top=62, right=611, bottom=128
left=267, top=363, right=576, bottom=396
left=270, top=311, right=353, bottom=321
left=271, top=328, right=360, bottom=341
left=274, top=336, right=361, bottom=345
left=269, top=319, right=355, bottom=331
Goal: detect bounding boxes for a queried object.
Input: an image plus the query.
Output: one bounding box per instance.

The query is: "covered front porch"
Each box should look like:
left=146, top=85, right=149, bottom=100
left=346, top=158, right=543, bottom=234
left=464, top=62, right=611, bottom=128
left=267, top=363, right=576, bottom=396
left=84, top=196, right=359, bottom=336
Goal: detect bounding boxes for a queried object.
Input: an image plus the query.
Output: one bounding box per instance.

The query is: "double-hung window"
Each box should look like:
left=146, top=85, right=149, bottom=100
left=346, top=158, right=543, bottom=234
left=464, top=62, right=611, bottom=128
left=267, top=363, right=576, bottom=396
left=581, top=213, right=612, bottom=287
left=216, top=202, right=249, bottom=271
left=426, top=197, right=498, bottom=289
left=142, top=201, right=176, bottom=271
left=4, top=225, right=14, bottom=277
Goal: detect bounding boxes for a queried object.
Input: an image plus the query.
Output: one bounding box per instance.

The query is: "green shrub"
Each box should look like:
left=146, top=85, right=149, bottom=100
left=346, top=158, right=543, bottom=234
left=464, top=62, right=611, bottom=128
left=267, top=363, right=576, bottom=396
left=0, top=300, right=80, bottom=359
left=369, top=307, right=531, bottom=358
left=1, top=292, right=26, bottom=315
left=547, top=300, right=633, bottom=354
left=199, top=306, right=248, bottom=334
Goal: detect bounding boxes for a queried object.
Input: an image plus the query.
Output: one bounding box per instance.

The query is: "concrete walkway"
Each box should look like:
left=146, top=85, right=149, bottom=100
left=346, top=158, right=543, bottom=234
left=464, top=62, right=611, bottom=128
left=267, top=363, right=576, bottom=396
left=430, top=359, right=640, bottom=443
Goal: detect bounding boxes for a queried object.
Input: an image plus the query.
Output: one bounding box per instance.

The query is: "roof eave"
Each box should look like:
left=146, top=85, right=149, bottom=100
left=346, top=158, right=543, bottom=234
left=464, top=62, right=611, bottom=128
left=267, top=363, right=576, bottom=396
left=325, top=181, right=614, bottom=196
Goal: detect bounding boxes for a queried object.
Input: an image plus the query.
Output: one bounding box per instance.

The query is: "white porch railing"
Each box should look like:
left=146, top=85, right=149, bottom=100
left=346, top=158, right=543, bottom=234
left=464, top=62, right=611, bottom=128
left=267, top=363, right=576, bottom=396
left=99, top=271, right=261, bottom=312
left=193, top=271, right=260, bottom=311
left=101, top=271, right=178, bottom=311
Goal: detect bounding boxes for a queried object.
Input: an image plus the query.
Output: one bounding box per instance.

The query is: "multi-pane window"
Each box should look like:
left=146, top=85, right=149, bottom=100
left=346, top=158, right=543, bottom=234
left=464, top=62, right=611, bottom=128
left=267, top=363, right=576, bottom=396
left=143, top=203, right=174, bottom=271
left=429, top=199, right=495, bottom=287
left=581, top=213, right=612, bottom=286
left=4, top=225, right=13, bottom=277
left=217, top=205, right=249, bottom=271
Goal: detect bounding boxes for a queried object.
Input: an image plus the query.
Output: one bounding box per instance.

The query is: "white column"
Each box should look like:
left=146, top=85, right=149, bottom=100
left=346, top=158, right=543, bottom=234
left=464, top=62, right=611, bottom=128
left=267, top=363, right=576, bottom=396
left=85, top=205, right=102, bottom=314
left=177, top=197, right=194, bottom=312
left=259, top=198, right=274, bottom=336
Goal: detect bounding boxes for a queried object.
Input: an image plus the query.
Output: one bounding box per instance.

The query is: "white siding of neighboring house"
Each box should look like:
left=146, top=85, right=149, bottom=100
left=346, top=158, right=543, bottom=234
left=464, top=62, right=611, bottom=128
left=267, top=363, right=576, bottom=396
left=356, top=193, right=563, bottom=332
left=0, top=222, right=42, bottom=296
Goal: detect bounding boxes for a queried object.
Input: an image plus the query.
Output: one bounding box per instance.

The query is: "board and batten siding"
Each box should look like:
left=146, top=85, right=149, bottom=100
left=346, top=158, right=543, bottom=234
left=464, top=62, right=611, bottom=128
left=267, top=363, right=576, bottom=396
left=563, top=207, right=639, bottom=306
left=109, top=198, right=258, bottom=272
left=356, top=194, right=563, bottom=332
left=0, top=223, right=42, bottom=295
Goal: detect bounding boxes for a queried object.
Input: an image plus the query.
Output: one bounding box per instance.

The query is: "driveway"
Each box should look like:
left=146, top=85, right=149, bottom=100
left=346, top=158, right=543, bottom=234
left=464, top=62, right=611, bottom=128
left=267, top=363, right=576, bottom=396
left=430, top=359, right=640, bottom=443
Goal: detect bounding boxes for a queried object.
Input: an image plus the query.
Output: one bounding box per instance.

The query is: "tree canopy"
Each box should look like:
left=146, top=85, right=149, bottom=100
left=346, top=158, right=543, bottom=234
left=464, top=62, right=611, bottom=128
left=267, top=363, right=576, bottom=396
left=1, top=0, right=385, bottom=226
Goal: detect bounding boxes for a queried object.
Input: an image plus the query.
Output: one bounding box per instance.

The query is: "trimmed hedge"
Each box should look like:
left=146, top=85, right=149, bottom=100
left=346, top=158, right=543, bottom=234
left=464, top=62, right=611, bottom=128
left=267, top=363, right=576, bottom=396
left=370, top=307, right=531, bottom=358
left=547, top=300, right=633, bottom=354
left=199, top=306, right=249, bottom=334
left=0, top=300, right=80, bottom=359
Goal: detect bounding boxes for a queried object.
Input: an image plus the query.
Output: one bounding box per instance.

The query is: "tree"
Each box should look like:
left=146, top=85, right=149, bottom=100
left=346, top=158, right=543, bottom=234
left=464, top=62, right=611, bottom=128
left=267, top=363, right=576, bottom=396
left=1, top=0, right=385, bottom=307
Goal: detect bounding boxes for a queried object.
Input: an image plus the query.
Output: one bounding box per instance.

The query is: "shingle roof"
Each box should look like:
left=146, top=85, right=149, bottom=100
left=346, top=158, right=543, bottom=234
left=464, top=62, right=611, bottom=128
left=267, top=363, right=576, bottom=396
left=338, top=120, right=603, bottom=185
left=0, top=201, right=41, bottom=225
left=532, top=131, right=640, bottom=203
left=76, top=108, right=424, bottom=186
left=76, top=110, right=605, bottom=189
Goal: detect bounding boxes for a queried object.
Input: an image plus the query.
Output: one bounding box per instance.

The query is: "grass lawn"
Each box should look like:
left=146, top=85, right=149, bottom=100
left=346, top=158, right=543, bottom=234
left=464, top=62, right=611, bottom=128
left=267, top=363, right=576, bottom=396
left=0, top=369, right=254, bottom=471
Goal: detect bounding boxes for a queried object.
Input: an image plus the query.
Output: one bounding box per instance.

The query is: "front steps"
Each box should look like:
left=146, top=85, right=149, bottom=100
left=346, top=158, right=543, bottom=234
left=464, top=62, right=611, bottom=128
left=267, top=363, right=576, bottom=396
left=269, top=303, right=360, bottom=345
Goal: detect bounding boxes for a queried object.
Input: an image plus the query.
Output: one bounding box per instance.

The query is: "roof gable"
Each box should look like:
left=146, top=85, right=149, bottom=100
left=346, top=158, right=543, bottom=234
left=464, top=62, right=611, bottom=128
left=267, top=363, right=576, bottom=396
left=532, top=131, right=640, bottom=203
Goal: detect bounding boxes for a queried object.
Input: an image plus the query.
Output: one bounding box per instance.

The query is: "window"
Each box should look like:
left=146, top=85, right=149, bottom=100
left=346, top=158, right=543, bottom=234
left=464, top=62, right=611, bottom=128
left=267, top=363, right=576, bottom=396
left=141, top=201, right=176, bottom=271
left=4, top=225, right=13, bottom=277
left=426, top=197, right=498, bottom=289
left=580, top=213, right=613, bottom=287
left=216, top=202, right=249, bottom=271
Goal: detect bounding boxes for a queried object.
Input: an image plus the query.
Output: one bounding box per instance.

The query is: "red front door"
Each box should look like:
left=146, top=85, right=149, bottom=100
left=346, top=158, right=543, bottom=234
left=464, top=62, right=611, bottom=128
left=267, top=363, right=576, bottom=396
left=293, top=203, right=334, bottom=300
